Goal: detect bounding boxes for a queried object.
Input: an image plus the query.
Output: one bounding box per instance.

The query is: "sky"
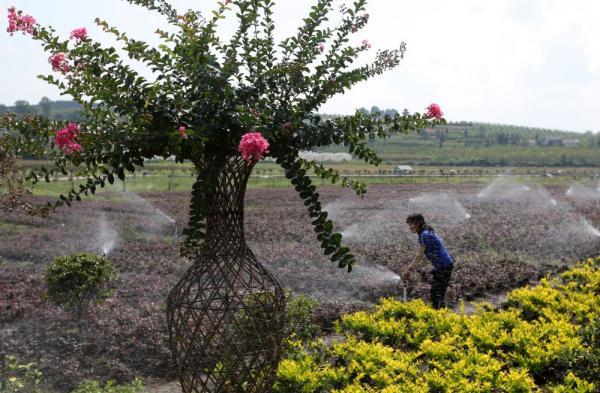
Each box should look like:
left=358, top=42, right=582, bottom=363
left=1, top=0, right=600, bottom=132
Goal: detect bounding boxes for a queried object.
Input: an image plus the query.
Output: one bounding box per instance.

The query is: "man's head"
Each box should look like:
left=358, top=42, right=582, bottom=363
left=406, top=213, right=425, bottom=233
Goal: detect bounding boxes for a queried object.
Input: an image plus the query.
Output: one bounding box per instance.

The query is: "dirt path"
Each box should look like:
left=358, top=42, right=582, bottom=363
left=143, top=381, right=181, bottom=393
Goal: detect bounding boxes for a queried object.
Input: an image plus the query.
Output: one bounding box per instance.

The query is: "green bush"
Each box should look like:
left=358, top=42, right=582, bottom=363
left=284, top=292, right=318, bottom=344
left=556, top=317, right=600, bottom=385
left=71, top=379, right=144, bottom=393
left=0, top=355, right=42, bottom=393
left=45, top=253, right=116, bottom=318
left=0, top=356, right=144, bottom=393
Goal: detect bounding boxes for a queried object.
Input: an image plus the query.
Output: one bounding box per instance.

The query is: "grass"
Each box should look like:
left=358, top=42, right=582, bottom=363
left=11, top=159, right=600, bottom=198
left=21, top=172, right=597, bottom=199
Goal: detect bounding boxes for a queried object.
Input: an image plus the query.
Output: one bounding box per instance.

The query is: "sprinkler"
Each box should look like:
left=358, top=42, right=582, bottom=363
left=398, top=279, right=408, bottom=302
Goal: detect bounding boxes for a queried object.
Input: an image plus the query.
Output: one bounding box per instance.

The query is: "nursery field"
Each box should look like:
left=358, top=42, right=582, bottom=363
left=1, top=180, right=600, bottom=390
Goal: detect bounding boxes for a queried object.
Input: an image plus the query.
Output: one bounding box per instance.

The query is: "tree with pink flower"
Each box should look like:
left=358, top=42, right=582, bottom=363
left=1, top=1, right=445, bottom=391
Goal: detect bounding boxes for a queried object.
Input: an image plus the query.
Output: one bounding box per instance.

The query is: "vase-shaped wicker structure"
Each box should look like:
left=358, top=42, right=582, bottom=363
left=167, top=157, right=286, bottom=392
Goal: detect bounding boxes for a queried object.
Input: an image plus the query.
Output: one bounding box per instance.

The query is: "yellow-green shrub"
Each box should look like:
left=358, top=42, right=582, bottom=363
left=337, top=299, right=461, bottom=349
left=546, top=372, right=596, bottom=393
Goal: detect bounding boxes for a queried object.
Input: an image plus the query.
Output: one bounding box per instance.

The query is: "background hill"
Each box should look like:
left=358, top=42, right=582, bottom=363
left=2, top=100, right=600, bottom=166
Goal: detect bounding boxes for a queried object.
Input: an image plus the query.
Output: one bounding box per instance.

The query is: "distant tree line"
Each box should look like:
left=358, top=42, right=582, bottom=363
left=3, top=99, right=599, bottom=149
left=357, top=106, right=400, bottom=118
left=0, top=97, right=83, bottom=121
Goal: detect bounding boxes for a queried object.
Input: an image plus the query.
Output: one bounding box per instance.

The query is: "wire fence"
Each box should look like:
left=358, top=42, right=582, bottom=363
left=10, top=168, right=600, bottom=194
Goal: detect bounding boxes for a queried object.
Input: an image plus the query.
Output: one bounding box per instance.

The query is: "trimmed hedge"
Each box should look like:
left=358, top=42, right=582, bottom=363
left=45, top=253, right=116, bottom=318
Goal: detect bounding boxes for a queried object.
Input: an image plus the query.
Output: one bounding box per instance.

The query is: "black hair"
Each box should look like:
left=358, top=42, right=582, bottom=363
left=406, top=213, right=434, bottom=233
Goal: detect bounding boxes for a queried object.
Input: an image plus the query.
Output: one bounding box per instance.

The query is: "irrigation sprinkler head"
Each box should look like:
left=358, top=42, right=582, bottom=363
left=397, top=278, right=408, bottom=302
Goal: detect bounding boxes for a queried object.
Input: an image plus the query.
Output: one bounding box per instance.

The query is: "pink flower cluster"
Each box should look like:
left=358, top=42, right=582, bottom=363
left=49, top=52, right=70, bottom=74
left=425, top=103, right=444, bottom=120
left=55, top=122, right=83, bottom=155
left=7, top=7, right=36, bottom=35
left=69, top=27, right=87, bottom=42
left=362, top=39, right=371, bottom=48
left=178, top=126, right=188, bottom=139
left=318, top=42, right=325, bottom=52
left=238, top=132, right=269, bottom=163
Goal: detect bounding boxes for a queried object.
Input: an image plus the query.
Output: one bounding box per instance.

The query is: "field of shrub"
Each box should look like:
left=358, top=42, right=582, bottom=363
left=1, top=180, right=599, bottom=390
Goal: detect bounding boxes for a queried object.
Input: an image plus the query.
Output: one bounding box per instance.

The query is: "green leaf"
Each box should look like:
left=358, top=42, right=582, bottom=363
left=330, top=233, right=342, bottom=246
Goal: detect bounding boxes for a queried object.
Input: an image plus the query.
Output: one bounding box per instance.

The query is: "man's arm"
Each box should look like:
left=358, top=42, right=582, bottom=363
left=403, top=245, right=426, bottom=279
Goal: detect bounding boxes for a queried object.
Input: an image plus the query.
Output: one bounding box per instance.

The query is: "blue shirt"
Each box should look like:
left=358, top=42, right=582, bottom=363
left=418, top=229, right=453, bottom=271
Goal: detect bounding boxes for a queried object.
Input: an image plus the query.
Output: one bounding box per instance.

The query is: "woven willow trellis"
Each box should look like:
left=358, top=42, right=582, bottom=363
left=167, top=157, right=286, bottom=392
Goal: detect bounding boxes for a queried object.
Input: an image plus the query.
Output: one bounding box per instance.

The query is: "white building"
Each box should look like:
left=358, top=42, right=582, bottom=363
left=562, top=139, right=580, bottom=147
left=395, top=165, right=413, bottom=174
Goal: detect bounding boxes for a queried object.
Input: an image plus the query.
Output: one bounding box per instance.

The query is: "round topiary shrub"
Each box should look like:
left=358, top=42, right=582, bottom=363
left=45, top=253, right=116, bottom=319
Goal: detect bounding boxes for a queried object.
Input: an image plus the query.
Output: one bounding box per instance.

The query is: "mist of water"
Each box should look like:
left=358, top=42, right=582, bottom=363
left=126, top=192, right=178, bottom=236
left=566, top=183, right=599, bottom=200
left=477, top=177, right=530, bottom=199
left=97, top=213, right=118, bottom=255
left=582, top=218, right=600, bottom=237
left=472, top=179, right=600, bottom=257
left=265, top=256, right=403, bottom=306
left=352, top=264, right=401, bottom=283
left=328, top=191, right=471, bottom=246
left=408, top=193, right=472, bottom=222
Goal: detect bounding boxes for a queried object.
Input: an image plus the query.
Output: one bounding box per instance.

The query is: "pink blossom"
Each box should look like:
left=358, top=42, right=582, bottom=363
left=67, top=122, right=80, bottom=135
left=361, top=39, right=371, bottom=49
left=69, top=27, right=87, bottom=42
left=49, top=52, right=70, bottom=74
left=55, top=122, right=82, bottom=154
left=63, top=141, right=83, bottom=155
left=225, top=0, right=233, bottom=4
left=238, top=132, right=269, bottom=163
left=318, top=42, right=325, bottom=52
left=425, top=103, right=443, bottom=120
left=178, top=126, right=188, bottom=139
left=6, top=7, right=36, bottom=35
left=351, top=25, right=358, bottom=33
left=55, top=128, right=72, bottom=149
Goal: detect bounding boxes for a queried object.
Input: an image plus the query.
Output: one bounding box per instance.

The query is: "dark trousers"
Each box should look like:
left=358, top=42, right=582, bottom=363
left=430, top=264, right=453, bottom=309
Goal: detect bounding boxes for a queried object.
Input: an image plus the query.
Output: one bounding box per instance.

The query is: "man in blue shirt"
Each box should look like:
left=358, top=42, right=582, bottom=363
left=403, top=213, right=454, bottom=309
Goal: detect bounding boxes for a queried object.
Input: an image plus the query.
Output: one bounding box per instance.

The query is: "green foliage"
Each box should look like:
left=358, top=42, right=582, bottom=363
left=0, top=356, right=144, bottom=393
left=0, top=355, right=42, bottom=393
left=45, top=253, right=116, bottom=318
left=555, top=317, right=600, bottom=385
left=275, top=258, right=600, bottom=391
left=2, top=0, right=443, bottom=269
left=283, top=292, right=319, bottom=356
left=71, top=378, right=144, bottom=393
